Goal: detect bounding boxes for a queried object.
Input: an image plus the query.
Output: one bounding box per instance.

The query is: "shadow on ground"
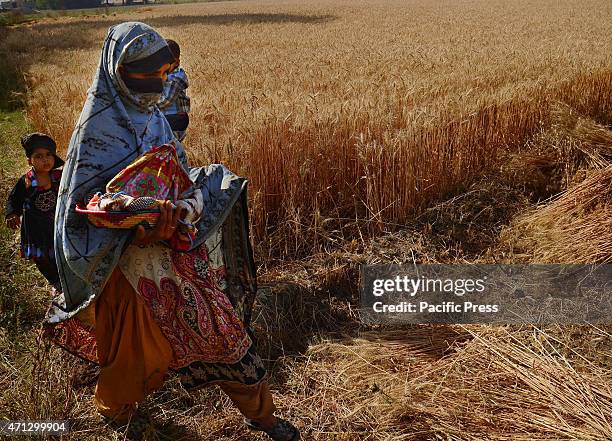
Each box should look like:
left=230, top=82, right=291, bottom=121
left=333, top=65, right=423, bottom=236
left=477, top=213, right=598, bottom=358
left=251, top=274, right=473, bottom=364
left=251, top=281, right=359, bottom=361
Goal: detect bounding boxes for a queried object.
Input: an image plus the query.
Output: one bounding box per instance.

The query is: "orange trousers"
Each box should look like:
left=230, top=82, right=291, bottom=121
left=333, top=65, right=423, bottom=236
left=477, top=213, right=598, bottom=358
left=80, top=269, right=276, bottom=424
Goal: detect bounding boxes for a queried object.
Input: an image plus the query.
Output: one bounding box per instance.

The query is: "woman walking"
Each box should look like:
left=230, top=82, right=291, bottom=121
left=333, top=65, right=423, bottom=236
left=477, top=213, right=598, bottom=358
left=47, top=21, right=299, bottom=441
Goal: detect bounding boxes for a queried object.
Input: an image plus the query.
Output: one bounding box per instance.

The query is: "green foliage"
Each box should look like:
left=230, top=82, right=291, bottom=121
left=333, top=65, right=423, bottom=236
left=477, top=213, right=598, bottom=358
left=0, top=10, right=26, bottom=26
left=34, top=0, right=101, bottom=10
left=0, top=60, right=26, bottom=111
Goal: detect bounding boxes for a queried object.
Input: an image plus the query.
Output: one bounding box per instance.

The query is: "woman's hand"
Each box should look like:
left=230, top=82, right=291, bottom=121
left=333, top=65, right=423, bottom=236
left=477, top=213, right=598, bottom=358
left=133, top=201, right=182, bottom=246
left=5, top=215, right=20, bottom=230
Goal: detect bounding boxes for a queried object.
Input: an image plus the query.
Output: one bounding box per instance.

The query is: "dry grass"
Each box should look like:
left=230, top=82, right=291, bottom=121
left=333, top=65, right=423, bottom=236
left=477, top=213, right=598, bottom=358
left=287, top=325, right=612, bottom=440
left=2, top=301, right=611, bottom=440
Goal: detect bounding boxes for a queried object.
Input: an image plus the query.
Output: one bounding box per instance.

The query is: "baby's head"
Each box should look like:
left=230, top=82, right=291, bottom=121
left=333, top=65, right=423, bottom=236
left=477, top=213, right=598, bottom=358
left=166, top=39, right=180, bottom=69
left=21, top=132, right=64, bottom=173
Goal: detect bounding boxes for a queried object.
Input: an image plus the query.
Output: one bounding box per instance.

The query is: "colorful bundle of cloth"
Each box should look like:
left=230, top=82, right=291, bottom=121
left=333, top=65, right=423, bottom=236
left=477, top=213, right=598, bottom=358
left=77, top=143, right=203, bottom=250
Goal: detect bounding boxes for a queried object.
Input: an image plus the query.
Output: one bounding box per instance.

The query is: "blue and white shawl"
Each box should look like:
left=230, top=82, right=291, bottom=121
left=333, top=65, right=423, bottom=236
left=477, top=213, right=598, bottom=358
left=52, top=22, right=250, bottom=322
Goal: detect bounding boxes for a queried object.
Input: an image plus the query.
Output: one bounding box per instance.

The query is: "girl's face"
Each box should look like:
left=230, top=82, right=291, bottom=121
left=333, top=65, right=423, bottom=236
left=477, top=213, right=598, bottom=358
left=28, top=147, right=55, bottom=173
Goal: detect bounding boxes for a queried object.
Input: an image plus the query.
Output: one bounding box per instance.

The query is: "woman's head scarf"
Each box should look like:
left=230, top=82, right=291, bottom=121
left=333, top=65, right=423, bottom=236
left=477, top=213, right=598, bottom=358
left=54, top=22, right=181, bottom=317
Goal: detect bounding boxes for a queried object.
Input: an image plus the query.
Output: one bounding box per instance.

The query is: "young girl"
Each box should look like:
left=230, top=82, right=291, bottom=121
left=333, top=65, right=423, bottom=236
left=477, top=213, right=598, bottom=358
left=5, top=132, right=64, bottom=291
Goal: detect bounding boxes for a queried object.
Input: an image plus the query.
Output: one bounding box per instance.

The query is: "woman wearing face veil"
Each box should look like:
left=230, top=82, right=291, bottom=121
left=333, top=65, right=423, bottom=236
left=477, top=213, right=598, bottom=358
left=46, top=22, right=299, bottom=441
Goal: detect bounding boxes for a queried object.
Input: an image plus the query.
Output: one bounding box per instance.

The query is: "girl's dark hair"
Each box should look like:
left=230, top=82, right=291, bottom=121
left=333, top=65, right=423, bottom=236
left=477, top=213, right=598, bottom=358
left=21, top=132, right=56, bottom=158
left=166, top=39, right=180, bottom=60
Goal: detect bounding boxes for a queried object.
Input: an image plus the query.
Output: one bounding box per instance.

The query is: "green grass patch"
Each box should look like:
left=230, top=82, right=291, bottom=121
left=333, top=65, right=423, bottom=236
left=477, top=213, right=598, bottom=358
left=0, top=10, right=32, bottom=26
left=0, top=110, right=29, bottom=177
left=0, top=60, right=26, bottom=111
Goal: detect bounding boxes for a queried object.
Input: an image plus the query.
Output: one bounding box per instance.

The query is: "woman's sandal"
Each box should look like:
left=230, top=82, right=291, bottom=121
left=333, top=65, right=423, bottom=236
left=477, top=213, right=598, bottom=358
left=245, top=417, right=301, bottom=441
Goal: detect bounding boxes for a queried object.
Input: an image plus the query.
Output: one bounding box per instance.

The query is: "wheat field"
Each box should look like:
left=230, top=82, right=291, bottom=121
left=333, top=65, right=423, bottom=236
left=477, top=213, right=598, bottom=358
left=5, top=0, right=611, bottom=260
left=1, top=0, right=612, bottom=440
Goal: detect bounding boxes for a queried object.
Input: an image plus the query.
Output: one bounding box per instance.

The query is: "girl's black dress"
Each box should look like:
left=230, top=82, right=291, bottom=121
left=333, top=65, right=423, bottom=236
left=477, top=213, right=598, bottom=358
left=5, top=168, right=62, bottom=289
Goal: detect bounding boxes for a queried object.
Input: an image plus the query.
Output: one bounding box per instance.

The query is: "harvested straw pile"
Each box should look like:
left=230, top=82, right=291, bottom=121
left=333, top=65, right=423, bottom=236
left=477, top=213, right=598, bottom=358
left=499, top=104, right=612, bottom=263
left=285, top=326, right=612, bottom=440
left=505, top=163, right=611, bottom=264
left=553, top=104, right=612, bottom=171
